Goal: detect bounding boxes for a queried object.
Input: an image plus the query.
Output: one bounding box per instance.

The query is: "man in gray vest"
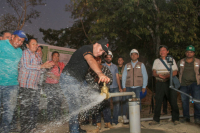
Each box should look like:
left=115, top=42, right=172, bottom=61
left=122, top=49, right=148, bottom=122
left=177, top=45, right=200, bottom=125
left=150, top=45, right=180, bottom=125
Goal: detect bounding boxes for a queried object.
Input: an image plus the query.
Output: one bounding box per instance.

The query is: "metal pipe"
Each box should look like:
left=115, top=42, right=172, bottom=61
left=109, top=92, right=136, bottom=98
left=129, top=99, right=141, bottom=133
left=141, top=114, right=194, bottom=121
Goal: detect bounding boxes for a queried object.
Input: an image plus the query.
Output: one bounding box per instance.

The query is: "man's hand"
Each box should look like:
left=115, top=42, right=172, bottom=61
left=123, top=88, right=126, bottom=92
left=158, top=74, right=166, bottom=79
left=97, top=73, right=110, bottom=83
left=41, top=61, right=54, bottom=69
left=119, top=88, right=123, bottom=92
left=142, top=88, right=146, bottom=94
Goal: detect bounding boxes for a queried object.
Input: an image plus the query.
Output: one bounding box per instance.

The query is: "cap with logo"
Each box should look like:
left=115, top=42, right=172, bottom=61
left=186, top=45, right=195, bottom=52
left=13, top=30, right=28, bottom=41
left=97, top=39, right=109, bottom=54
left=130, top=49, right=139, bottom=56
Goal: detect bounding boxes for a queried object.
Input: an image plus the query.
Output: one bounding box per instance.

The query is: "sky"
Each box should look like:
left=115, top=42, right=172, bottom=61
left=0, top=0, right=74, bottom=44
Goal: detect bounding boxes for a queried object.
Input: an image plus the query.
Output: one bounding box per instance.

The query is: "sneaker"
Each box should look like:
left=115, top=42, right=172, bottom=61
left=180, top=118, right=190, bottom=123
left=173, top=120, right=181, bottom=125
left=118, top=116, right=123, bottom=123
left=105, top=122, right=113, bottom=129
left=195, top=119, right=200, bottom=125
left=122, top=115, right=129, bottom=124
left=149, top=120, right=159, bottom=125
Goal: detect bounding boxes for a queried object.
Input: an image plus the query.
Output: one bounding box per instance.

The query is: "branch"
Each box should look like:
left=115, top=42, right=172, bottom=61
left=7, top=0, right=20, bottom=18
left=80, top=19, right=92, bottom=44
left=152, top=0, right=159, bottom=12
left=20, top=0, right=27, bottom=29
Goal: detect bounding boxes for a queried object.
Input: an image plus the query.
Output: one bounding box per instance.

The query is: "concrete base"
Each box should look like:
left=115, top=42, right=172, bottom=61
left=102, top=128, right=166, bottom=133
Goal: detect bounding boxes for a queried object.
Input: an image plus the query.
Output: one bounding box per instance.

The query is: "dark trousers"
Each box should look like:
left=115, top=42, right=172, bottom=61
left=163, top=95, right=168, bottom=114
left=96, top=100, right=112, bottom=123
left=44, top=83, right=62, bottom=121
left=153, top=81, right=179, bottom=122
left=180, top=83, right=200, bottom=120
left=19, top=87, right=39, bottom=133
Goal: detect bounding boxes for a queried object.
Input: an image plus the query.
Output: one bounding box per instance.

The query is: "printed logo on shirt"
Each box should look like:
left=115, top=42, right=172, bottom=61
left=136, top=65, right=141, bottom=68
left=127, top=65, right=131, bottom=70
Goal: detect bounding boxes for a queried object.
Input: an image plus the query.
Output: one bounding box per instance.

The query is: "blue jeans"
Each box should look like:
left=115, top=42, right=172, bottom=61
left=123, top=87, right=142, bottom=119
left=180, top=83, right=200, bottom=120
left=60, top=73, right=83, bottom=133
left=109, top=87, right=120, bottom=124
left=0, top=85, right=18, bottom=133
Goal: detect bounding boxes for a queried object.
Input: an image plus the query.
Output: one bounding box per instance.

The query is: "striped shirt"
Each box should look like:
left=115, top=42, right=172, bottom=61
left=18, top=49, right=42, bottom=89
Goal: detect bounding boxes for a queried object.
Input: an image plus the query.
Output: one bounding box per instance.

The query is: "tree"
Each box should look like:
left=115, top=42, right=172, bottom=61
left=66, top=0, right=200, bottom=60
left=39, top=19, right=91, bottom=49
left=0, top=0, right=45, bottom=31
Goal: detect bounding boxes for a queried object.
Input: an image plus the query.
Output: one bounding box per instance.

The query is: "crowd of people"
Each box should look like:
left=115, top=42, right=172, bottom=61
left=0, top=30, right=200, bottom=133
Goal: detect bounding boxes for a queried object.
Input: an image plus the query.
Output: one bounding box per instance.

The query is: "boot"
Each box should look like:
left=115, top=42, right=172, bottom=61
left=105, top=122, right=113, bottom=129
left=97, top=123, right=101, bottom=130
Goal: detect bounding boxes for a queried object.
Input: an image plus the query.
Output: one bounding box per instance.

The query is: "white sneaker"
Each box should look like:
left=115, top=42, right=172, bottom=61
left=123, top=115, right=129, bottom=124
left=118, top=116, right=123, bottom=123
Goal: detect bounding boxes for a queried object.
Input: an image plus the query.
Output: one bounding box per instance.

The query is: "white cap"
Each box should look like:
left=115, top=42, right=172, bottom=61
left=130, top=49, right=139, bottom=56
left=108, top=50, right=113, bottom=58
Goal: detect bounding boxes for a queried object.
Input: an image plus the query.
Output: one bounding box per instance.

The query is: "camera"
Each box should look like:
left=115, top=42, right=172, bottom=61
left=166, top=55, right=173, bottom=65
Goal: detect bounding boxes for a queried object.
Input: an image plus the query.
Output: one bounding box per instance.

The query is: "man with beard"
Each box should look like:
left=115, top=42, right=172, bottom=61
left=60, top=39, right=110, bottom=133
left=103, top=51, right=122, bottom=126
left=177, top=45, right=200, bottom=125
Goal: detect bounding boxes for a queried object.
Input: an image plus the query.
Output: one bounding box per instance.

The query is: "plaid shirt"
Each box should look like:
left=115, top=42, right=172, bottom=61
left=18, top=49, right=42, bottom=89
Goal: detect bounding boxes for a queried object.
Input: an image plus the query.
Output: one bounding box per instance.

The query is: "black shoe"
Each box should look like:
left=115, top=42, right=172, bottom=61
left=82, top=121, right=90, bottom=125
left=79, top=128, right=87, bottom=133
left=195, top=119, right=200, bottom=125
left=180, top=118, right=190, bottom=123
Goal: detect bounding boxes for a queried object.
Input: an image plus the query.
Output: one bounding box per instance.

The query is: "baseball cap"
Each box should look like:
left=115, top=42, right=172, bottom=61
left=186, top=45, right=195, bottom=52
left=97, top=39, right=109, bottom=54
left=13, top=30, right=28, bottom=41
left=159, top=45, right=169, bottom=51
left=130, top=49, right=139, bottom=56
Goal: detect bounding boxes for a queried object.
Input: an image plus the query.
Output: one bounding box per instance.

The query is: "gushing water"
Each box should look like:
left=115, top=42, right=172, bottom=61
left=35, top=74, right=106, bottom=132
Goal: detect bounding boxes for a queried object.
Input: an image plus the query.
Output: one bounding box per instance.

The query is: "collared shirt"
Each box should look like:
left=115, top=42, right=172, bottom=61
left=0, top=40, right=22, bottom=86
left=152, top=58, right=178, bottom=82
left=122, top=60, right=148, bottom=89
left=18, top=49, right=42, bottom=89
left=103, top=62, right=118, bottom=88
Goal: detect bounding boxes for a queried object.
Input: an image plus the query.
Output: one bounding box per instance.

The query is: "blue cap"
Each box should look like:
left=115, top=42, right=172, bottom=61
left=13, top=30, right=28, bottom=41
left=140, top=89, right=147, bottom=99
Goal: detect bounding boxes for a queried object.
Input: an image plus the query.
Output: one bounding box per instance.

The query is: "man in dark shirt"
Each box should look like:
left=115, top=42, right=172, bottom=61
left=60, top=39, right=110, bottom=133
left=177, top=45, right=200, bottom=125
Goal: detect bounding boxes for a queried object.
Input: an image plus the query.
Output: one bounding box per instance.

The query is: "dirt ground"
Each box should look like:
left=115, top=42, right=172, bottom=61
left=33, top=88, right=200, bottom=133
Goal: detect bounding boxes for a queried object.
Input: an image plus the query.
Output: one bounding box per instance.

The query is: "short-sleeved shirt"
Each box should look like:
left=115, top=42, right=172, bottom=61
left=0, top=40, right=22, bottom=86
left=103, top=63, right=119, bottom=88
left=152, top=58, right=178, bottom=81
left=63, top=45, right=94, bottom=81
left=45, top=61, right=65, bottom=84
